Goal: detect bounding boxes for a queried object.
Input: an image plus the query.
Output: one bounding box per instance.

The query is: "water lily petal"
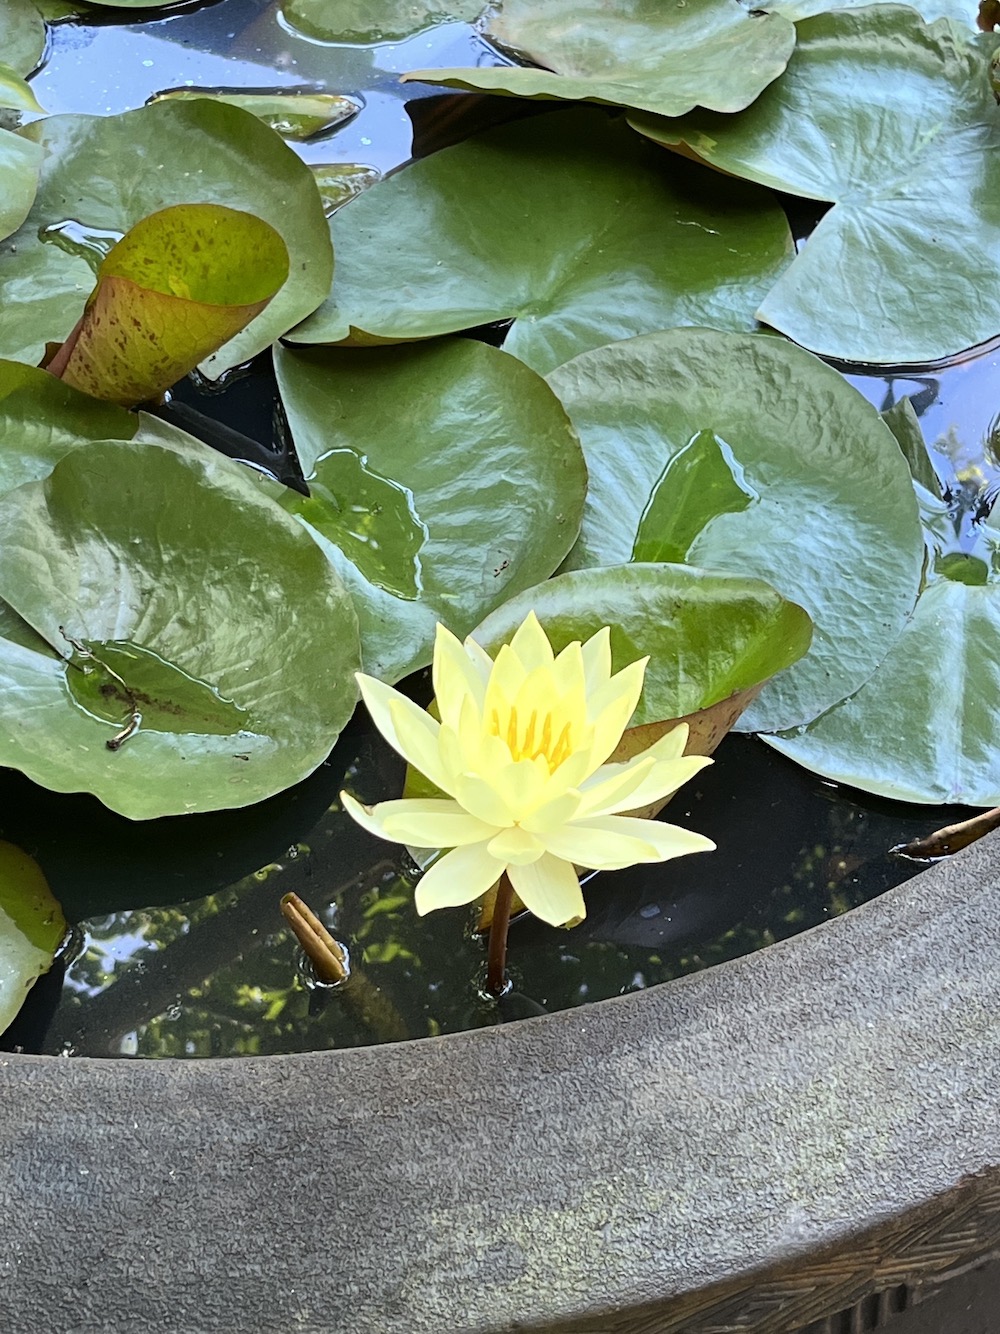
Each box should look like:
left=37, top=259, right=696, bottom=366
left=360, top=797, right=498, bottom=847
left=463, top=633, right=495, bottom=683
left=433, top=622, right=486, bottom=730
left=508, top=609, right=555, bottom=672
left=578, top=753, right=712, bottom=818
left=356, top=673, right=452, bottom=792
left=508, top=853, right=586, bottom=927
left=488, top=825, right=544, bottom=864
left=587, top=658, right=647, bottom=766
left=453, top=769, right=515, bottom=825
left=483, top=642, right=528, bottom=726
left=541, top=813, right=714, bottom=869
left=550, top=639, right=586, bottom=696
left=489, top=753, right=550, bottom=821
left=520, top=786, right=582, bottom=833
left=414, top=842, right=505, bottom=914
left=581, top=624, right=612, bottom=692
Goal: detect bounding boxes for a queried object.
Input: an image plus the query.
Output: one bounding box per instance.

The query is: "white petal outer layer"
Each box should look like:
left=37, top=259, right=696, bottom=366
left=509, top=853, right=587, bottom=927
left=414, top=842, right=505, bottom=914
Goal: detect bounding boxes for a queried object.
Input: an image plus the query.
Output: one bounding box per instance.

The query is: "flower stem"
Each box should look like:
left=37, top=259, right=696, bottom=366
left=485, top=874, right=514, bottom=997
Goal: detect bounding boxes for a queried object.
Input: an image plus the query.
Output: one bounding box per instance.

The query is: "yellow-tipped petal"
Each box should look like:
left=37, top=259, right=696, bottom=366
left=433, top=622, right=486, bottom=730
left=414, top=842, right=505, bottom=914
left=508, top=853, right=586, bottom=927
left=508, top=609, right=555, bottom=672
left=580, top=624, right=612, bottom=692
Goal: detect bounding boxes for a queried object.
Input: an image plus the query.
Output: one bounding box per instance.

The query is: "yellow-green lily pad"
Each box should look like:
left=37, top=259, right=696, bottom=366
left=0, top=840, right=66, bottom=1037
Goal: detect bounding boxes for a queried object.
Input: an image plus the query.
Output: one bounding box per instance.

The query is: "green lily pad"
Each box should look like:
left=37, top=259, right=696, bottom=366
left=551, top=328, right=924, bottom=732
left=149, top=90, right=361, bottom=141
left=631, top=9, right=1000, bottom=363
left=404, top=0, right=795, bottom=118
left=473, top=564, right=812, bottom=726
left=746, top=0, right=977, bottom=21
left=0, top=62, right=44, bottom=113
left=1, top=0, right=46, bottom=77
left=289, top=108, right=794, bottom=375
left=767, top=576, right=1000, bottom=804
left=51, top=203, right=289, bottom=406
left=0, top=435, right=361, bottom=819
left=0, top=125, right=41, bottom=243
left=274, top=338, right=588, bottom=682
left=0, top=358, right=137, bottom=494
left=0, top=99, right=332, bottom=378
left=0, top=840, right=66, bottom=1037
left=282, top=0, right=482, bottom=43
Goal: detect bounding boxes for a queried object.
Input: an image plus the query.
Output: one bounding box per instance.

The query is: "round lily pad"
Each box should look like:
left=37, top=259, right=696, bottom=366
left=0, top=840, right=66, bottom=1038
left=282, top=0, right=483, bottom=44
left=0, top=435, right=361, bottom=819
left=1, top=0, right=46, bottom=77
left=404, top=0, right=795, bottom=118
left=289, top=108, right=794, bottom=375
left=274, top=338, right=588, bottom=682
left=631, top=9, right=1000, bottom=363
left=0, top=99, right=332, bottom=378
left=767, top=576, right=1000, bottom=805
left=550, top=329, right=925, bottom=732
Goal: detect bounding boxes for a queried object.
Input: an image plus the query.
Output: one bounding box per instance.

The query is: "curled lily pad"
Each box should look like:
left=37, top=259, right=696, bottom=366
left=289, top=108, right=793, bottom=375
left=0, top=62, right=44, bottom=113
left=50, top=203, right=289, bottom=406
left=274, top=338, right=587, bottom=683
left=0, top=435, right=361, bottom=819
left=149, top=90, right=361, bottom=141
left=404, top=0, right=795, bottom=117
left=0, top=358, right=136, bottom=494
left=767, top=576, right=1000, bottom=805
left=0, top=840, right=66, bottom=1037
left=551, top=329, right=924, bottom=732
left=473, top=564, right=812, bottom=727
left=631, top=9, right=1000, bottom=363
left=310, top=163, right=382, bottom=216
left=0, top=99, right=331, bottom=378
left=1, top=0, right=46, bottom=78
left=282, top=0, right=483, bottom=42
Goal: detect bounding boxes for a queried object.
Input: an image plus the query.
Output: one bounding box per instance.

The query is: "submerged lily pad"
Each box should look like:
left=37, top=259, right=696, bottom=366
left=289, top=108, right=793, bottom=374
left=282, top=0, right=482, bottom=44
left=552, top=329, right=924, bottom=732
left=1, top=0, right=46, bottom=77
left=0, top=435, right=361, bottom=819
left=274, top=338, right=588, bottom=682
left=310, top=163, right=382, bottom=215
left=51, top=203, right=289, bottom=406
left=149, top=90, right=361, bottom=140
left=767, top=576, right=1000, bottom=805
left=631, top=9, right=1000, bottom=363
left=405, top=0, right=795, bottom=118
left=0, top=840, right=66, bottom=1037
left=0, top=99, right=331, bottom=377
left=473, top=564, right=812, bottom=726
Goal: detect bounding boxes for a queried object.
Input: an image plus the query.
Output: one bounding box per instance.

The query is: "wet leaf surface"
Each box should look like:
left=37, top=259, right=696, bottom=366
left=0, top=840, right=66, bottom=1037
left=282, top=0, right=483, bottom=44
left=149, top=90, right=361, bottom=141
left=0, top=0, right=46, bottom=77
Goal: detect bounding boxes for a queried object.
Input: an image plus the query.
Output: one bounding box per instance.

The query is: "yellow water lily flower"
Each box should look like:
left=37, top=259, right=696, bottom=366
left=341, top=612, right=715, bottom=927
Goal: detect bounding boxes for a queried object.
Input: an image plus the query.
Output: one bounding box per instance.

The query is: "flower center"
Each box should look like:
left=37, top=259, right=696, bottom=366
left=491, top=705, right=573, bottom=773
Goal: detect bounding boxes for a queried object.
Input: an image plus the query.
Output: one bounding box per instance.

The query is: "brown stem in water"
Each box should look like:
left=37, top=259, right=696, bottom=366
left=485, top=874, right=514, bottom=997
left=280, top=892, right=349, bottom=985
left=893, top=806, right=1000, bottom=860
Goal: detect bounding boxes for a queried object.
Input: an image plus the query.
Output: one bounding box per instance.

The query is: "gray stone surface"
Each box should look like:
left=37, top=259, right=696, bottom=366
left=2, top=832, right=1000, bottom=1333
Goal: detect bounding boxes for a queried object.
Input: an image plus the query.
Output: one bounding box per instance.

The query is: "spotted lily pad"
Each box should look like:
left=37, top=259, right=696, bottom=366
left=0, top=435, right=361, bottom=819
left=631, top=9, right=1000, bottom=363
left=404, top=0, right=795, bottom=118
left=51, top=203, right=289, bottom=406
left=149, top=90, right=361, bottom=141
left=274, top=338, right=587, bottom=682
left=552, top=329, right=924, bottom=732
left=0, top=99, right=331, bottom=378
left=282, top=0, right=483, bottom=44
left=0, top=840, right=66, bottom=1037
left=289, top=108, right=793, bottom=375
left=1, top=0, right=46, bottom=77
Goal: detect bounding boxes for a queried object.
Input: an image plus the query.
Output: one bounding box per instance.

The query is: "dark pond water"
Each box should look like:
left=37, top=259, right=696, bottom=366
left=2, top=0, right=992, bottom=1058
